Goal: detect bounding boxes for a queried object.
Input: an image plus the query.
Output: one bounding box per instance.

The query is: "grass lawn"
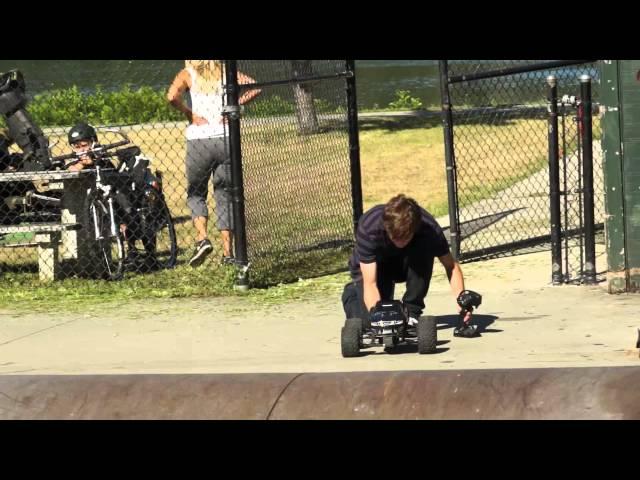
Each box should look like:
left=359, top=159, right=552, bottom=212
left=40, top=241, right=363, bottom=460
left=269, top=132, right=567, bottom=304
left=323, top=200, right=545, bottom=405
left=1, top=113, right=573, bottom=309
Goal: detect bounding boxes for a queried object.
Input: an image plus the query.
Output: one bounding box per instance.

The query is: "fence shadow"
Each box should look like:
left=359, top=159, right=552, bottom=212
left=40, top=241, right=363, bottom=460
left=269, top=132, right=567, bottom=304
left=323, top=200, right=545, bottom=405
left=358, top=114, right=442, bottom=132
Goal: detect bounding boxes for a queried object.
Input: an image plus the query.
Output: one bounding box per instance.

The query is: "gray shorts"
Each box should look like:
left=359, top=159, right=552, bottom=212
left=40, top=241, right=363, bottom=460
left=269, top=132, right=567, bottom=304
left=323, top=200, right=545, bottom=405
left=185, top=137, right=234, bottom=231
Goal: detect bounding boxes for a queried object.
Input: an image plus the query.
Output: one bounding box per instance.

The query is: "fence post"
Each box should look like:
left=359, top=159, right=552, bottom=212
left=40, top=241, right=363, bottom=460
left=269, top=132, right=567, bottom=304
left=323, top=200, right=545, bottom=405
left=580, top=74, right=597, bottom=285
left=547, top=75, right=563, bottom=285
left=439, top=61, right=460, bottom=259
left=224, top=60, right=250, bottom=291
left=345, top=60, right=363, bottom=233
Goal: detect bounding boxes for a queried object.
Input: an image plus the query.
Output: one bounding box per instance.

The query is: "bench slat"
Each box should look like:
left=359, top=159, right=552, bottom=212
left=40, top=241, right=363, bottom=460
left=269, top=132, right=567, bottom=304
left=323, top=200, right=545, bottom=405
left=0, top=242, right=38, bottom=248
left=0, top=223, right=82, bottom=234
left=0, top=171, right=91, bottom=182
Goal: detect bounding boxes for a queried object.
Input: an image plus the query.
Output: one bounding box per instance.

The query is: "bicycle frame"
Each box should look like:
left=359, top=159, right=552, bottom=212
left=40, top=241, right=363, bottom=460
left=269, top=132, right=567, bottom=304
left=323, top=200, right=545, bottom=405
left=88, top=165, right=119, bottom=241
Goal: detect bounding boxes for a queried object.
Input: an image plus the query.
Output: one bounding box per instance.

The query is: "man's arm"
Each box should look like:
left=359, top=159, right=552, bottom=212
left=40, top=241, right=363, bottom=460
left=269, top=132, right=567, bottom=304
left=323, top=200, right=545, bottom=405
left=438, top=252, right=471, bottom=323
left=360, top=261, right=381, bottom=313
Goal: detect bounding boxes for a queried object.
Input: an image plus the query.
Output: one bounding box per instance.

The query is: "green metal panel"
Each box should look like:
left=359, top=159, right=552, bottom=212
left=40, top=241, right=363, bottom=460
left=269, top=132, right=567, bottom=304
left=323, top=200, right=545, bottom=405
left=600, top=60, right=627, bottom=292
left=620, top=61, right=640, bottom=291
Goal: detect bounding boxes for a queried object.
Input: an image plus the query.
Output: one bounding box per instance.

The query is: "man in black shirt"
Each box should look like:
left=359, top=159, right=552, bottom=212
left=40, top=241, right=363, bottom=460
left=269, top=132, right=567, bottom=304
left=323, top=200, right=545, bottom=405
left=342, top=194, right=473, bottom=327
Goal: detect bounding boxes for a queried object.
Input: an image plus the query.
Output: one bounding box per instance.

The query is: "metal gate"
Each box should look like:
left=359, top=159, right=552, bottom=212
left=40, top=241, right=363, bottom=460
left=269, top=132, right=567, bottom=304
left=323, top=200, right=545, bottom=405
left=439, top=60, right=603, bottom=268
left=224, top=60, right=362, bottom=288
left=548, top=75, right=601, bottom=284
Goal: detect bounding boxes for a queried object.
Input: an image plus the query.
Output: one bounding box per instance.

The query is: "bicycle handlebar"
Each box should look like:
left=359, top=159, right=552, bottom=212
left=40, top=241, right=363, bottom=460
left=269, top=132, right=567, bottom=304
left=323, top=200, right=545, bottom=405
left=49, top=139, right=131, bottom=167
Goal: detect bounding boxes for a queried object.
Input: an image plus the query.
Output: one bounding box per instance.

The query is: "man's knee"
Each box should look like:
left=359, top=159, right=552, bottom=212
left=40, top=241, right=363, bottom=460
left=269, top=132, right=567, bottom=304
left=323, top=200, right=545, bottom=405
left=342, top=282, right=364, bottom=318
left=342, top=282, right=357, bottom=307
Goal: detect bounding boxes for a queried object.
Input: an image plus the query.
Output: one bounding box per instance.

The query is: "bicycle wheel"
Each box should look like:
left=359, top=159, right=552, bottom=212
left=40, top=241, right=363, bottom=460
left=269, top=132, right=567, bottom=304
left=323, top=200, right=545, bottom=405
left=141, top=194, right=177, bottom=270
left=84, top=190, right=125, bottom=280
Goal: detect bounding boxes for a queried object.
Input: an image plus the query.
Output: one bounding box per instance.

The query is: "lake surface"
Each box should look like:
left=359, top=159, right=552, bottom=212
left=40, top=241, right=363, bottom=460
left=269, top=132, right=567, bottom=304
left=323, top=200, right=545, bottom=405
left=0, top=60, right=599, bottom=110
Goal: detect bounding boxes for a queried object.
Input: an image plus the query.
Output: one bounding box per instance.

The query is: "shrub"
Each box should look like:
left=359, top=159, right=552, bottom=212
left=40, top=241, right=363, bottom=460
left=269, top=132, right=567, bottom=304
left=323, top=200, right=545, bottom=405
left=387, top=89, right=423, bottom=110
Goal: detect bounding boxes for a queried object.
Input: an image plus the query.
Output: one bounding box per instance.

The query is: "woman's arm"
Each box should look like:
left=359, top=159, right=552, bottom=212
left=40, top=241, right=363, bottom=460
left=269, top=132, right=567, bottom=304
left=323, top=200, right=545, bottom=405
left=167, top=70, right=193, bottom=123
left=237, top=71, right=262, bottom=105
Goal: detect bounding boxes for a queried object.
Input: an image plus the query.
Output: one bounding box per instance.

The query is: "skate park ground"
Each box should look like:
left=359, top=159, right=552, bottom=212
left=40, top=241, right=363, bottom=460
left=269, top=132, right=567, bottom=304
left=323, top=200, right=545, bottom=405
left=1, top=247, right=638, bottom=375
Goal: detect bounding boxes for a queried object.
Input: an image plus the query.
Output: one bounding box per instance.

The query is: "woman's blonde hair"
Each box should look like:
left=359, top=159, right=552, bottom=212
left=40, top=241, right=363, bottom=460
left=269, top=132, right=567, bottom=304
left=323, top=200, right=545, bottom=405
left=185, top=60, right=224, bottom=93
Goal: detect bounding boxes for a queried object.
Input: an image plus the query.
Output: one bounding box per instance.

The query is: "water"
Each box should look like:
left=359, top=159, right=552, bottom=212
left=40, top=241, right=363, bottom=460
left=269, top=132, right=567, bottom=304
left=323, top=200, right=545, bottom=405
left=355, top=61, right=441, bottom=108
left=0, top=60, right=442, bottom=110
left=0, top=60, right=599, bottom=110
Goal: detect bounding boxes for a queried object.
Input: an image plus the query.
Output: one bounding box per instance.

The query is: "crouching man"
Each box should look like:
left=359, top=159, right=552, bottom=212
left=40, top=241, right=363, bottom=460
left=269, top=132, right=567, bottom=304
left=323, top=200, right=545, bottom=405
left=342, top=194, right=473, bottom=330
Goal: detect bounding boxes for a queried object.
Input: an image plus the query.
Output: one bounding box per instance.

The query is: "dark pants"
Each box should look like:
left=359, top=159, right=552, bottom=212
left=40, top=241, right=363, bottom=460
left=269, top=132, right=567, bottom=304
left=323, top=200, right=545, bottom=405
left=186, top=137, right=233, bottom=231
left=342, top=252, right=435, bottom=321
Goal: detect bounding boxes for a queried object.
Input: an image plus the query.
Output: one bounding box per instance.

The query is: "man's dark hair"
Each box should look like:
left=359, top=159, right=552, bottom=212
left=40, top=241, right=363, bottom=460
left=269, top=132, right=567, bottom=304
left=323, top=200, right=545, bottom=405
left=383, top=194, right=421, bottom=241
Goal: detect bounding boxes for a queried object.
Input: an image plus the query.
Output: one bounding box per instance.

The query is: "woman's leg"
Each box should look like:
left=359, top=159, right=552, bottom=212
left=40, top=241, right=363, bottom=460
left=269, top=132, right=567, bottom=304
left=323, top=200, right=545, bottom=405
left=211, top=137, right=234, bottom=259
left=220, top=229, right=233, bottom=258
left=186, top=139, right=216, bottom=242
left=186, top=139, right=217, bottom=266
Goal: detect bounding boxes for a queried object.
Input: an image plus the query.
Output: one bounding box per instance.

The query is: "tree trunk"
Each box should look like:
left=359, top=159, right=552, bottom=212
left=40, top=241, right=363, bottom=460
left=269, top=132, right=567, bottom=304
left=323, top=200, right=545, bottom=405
left=291, top=60, right=319, bottom=135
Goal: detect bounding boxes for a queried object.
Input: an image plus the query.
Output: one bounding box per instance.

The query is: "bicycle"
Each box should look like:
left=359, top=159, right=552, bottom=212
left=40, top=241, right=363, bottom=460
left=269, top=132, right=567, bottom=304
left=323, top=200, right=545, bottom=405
left=49, top=131, right=177, bottom=280
left=113, top=143, right=178, bottom=273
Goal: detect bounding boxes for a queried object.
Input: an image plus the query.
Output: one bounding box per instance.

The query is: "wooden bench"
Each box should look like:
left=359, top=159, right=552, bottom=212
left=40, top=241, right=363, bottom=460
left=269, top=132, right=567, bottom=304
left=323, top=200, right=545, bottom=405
left=0, top=170, right=98, bottom=282
left=0, top=223, right=82, bottom=281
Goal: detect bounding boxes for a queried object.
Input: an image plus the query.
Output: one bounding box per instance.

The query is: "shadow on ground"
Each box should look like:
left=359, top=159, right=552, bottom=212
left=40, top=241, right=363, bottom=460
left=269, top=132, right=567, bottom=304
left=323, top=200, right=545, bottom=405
left=361, top=342, right=450, bottom=356
left=436, top=314, right=502, bottom=336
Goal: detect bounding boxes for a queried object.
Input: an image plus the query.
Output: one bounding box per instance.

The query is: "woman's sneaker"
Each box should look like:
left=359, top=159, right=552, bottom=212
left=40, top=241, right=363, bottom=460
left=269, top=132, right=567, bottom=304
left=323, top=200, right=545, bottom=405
left=189, top=239, right=213, bottom=267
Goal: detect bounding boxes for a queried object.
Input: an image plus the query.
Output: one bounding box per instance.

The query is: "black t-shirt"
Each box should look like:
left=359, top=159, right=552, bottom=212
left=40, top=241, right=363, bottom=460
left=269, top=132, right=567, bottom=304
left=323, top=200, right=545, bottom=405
left=348, top=204, right=450, bottom=275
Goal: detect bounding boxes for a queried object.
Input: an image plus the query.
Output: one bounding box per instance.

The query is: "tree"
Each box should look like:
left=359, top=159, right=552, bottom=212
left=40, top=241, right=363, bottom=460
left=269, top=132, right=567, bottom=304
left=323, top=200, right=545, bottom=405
left=291, top=60, right=319, bottom=135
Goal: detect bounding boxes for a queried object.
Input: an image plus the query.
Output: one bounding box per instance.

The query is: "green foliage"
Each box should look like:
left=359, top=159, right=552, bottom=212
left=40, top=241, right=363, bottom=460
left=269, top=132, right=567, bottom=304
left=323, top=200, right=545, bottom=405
left=24, top=86, right=345, bottom=127
left=248, top=95, right=341, bottom=118
left=250, top=95, right=296, bottom=117
left=387, top=90, right=423, bottom=110
left=312, top=98, right=342, bottom=114
left=28, top=85, right=184, bottom=126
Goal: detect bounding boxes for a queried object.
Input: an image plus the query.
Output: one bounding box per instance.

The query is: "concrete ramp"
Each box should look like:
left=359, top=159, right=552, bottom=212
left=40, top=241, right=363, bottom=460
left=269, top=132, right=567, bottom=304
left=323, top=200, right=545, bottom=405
left=1, top=367, right=639, bottom=419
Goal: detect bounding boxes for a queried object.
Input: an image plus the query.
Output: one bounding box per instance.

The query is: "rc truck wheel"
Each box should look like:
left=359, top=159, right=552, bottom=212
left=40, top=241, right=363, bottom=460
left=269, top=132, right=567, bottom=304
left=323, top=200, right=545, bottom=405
left=341, top=322, right=361, bottom=358
left=417, top=315, right=437, bottom=354
left=345, top=317, right=363, bottom=333
left=345, top=318, right=364, bottom=348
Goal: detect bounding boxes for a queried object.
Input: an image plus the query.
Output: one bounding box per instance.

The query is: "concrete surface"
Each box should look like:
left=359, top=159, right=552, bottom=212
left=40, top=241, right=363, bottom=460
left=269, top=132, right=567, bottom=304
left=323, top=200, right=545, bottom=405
left=0, top=250, right=638, bottom=375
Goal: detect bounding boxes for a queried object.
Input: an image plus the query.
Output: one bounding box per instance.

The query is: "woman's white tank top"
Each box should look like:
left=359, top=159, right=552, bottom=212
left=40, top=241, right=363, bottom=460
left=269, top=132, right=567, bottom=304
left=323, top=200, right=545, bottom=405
left=185, top=67, right=226, bottom=140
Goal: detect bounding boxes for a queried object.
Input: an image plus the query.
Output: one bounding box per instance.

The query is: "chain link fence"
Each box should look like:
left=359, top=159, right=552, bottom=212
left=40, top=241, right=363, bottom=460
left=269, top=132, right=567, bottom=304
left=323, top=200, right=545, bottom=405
left=235, top=61, right=356, bottom=286
left=0, top=60, right=358, bottom=288
left=441, top=61, right=604, bottom=272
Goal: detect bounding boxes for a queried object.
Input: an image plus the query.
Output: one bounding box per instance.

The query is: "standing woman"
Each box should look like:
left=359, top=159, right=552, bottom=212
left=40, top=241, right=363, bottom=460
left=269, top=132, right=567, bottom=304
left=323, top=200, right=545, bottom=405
left=167, top=60, right=261, bottom=267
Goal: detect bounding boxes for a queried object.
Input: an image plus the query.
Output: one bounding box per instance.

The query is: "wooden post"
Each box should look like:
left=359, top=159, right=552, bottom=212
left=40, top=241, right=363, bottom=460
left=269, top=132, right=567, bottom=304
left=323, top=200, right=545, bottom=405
left=35, top=232, right=60, bottom=282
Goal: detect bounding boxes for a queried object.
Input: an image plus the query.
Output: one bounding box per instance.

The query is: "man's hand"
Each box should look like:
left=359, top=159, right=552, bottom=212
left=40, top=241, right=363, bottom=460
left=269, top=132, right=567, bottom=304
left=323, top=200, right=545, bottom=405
left=369, top=306, right=385, bottom=325
left=456, top=290, right=482, bottom=325
left=459, top=307, right=472, bottom=325
left=68, top=159, right=91, bottom=172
